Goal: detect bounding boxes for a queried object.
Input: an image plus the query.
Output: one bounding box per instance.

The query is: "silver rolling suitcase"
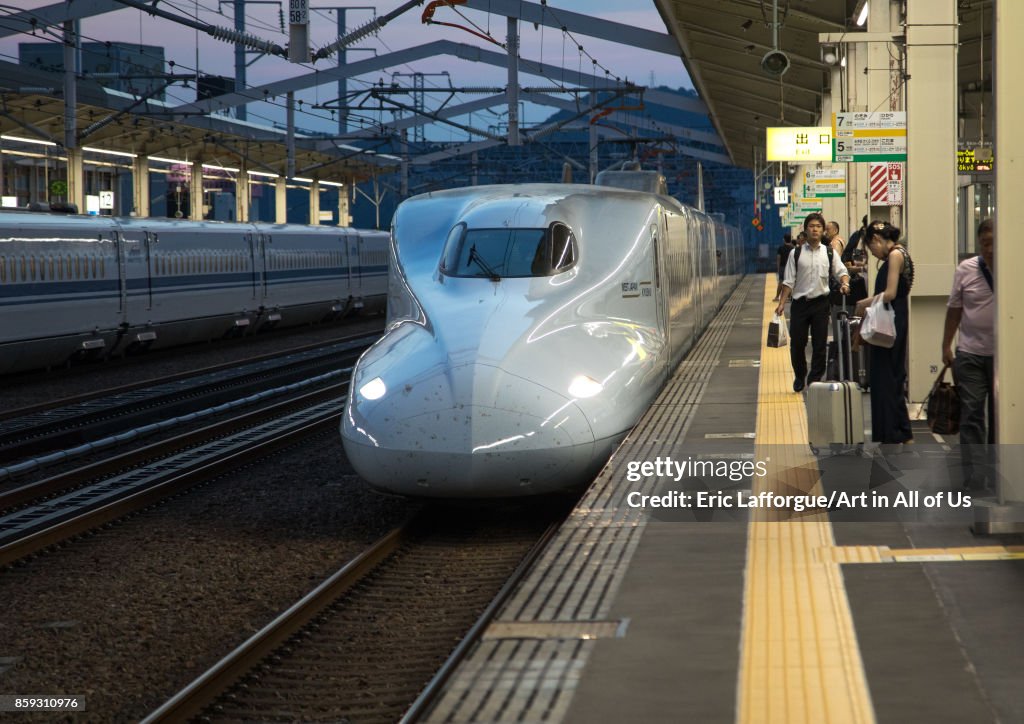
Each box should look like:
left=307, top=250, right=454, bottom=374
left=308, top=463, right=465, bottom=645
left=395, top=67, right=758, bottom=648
left=807, top=299, right=864, bottom=448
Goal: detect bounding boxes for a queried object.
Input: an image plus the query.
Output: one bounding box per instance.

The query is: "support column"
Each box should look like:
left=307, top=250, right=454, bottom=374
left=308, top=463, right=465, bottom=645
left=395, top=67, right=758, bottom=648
left=338, top=182, right=350, bottom=226
left=994, top=0, right=1024, bottom=496
left=905, top=0, right=958, bottom=402
left=589, top=108, right=598, bottom=183
left=400, top=130, right=409, bottom=198
left=133, top=155, right=150, bottom=217
left=309, top=179, right=320, bottom=225
left=236, top=161, right=249, bottom=222
left=190, top=162, right=203, bottom=220
left=817, top=67, right=844, bottom=228
left=286, top=92, right=296, bottom=180
left=506, top=16, right=520, bottom=146
left=337, top=8, right=348, bottom=135
left=63, top=20, right=83, bottom=212
left=696, top=161, right=704, bottom=212
left=65, top=147, right=84, bottom=212
left=275, top=176, right=287, bottom=223
left=234, top=0, right=246, bottom=121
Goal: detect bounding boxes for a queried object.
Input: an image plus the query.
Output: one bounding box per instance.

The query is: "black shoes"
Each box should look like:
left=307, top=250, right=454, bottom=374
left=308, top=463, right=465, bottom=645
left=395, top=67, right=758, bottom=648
left=793, top=378, right=805, bottom=392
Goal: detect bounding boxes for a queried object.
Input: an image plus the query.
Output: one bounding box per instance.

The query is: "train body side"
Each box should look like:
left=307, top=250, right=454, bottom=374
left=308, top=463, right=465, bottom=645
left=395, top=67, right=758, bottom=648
left=0, top=211, right=388, bottom=374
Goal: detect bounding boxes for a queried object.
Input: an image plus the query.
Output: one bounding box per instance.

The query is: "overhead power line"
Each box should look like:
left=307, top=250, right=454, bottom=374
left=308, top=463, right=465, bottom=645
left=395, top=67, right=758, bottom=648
left=113, top=0, right=285, bottom=57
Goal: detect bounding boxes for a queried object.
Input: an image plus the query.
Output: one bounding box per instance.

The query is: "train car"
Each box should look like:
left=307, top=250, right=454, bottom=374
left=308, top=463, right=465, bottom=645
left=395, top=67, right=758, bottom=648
left=341, top=182, right=744, bottom=498
left=0, top=211, right=388, bottom=374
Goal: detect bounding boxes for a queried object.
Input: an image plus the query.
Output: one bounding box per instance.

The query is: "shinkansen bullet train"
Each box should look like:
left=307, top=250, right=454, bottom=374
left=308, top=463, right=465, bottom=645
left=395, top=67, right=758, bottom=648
left=0, top=210, right=388, bottom=375
left=342, top=174, right=743, bottom=497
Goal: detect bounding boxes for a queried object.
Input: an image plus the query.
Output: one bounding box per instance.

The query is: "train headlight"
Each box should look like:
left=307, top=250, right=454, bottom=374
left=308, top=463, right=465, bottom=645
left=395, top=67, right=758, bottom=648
left=568, top=375, right=603, bottom=398
left=359, top=376, right=387, bottom=401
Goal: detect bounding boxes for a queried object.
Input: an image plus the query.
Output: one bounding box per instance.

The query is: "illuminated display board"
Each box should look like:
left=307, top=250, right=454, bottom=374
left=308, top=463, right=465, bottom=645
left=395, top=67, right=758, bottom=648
left=766, top=127, right=833, bottom=162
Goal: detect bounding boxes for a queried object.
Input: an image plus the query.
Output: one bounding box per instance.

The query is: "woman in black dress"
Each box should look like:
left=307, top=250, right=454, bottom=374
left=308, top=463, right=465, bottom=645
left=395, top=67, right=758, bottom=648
left=855, top=222, right=913, bottom=444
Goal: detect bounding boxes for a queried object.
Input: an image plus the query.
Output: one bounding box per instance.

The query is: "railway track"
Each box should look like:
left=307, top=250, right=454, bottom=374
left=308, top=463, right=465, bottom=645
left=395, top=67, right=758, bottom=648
left=0, top=332, right=379, bottom=465
left=0, top=381, right=351, bottom=567
left=143, top=504, right=567, bottom=723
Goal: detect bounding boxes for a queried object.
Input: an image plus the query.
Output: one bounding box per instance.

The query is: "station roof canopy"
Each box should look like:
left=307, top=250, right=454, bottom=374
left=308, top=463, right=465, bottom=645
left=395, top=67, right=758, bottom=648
left=654, top=0, right=990, bottom=170
left=0, top=60, right=399, bottom=180
left=654, top=0, right=851, bottom=169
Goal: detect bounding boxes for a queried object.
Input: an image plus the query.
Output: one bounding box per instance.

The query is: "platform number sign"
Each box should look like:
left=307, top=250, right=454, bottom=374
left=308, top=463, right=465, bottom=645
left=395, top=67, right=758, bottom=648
left=289, top=0, right=308, bottom=24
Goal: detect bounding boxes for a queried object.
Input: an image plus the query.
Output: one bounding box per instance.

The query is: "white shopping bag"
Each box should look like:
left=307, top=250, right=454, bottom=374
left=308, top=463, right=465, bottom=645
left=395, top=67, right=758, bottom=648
left=860, top=296, right=896, bottom=348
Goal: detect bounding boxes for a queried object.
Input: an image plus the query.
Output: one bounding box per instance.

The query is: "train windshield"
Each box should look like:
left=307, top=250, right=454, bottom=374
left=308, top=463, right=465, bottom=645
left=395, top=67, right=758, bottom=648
left=440, top=223, right=577, bottom=279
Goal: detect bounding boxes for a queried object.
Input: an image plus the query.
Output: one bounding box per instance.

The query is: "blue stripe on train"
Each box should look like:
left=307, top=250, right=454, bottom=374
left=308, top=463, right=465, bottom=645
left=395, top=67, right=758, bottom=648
left=0, top=268, right=387, bottom=306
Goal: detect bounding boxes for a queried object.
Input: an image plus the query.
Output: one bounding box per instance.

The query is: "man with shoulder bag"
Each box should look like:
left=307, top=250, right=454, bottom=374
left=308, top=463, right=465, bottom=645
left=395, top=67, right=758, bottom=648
left=942, top=219, right=995, bottom=489
left=776, top=213, right=850, bottom=392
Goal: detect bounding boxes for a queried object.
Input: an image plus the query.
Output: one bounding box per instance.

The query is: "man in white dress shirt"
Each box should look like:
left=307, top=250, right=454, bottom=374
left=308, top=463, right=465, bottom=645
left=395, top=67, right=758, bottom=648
left=775, top=213, right=851, bottom=392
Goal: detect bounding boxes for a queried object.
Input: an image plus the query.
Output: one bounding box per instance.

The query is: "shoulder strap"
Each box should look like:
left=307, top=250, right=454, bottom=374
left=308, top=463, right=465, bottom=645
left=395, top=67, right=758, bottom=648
left=792, top=243, right=835, bottom=281
left=978, top=256, right=993, bottom=291
left=841, top=232, right=857, bottom=262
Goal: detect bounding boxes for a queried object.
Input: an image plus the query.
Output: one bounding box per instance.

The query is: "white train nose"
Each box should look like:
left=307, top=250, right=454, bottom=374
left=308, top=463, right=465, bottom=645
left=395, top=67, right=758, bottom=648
left=342, top=362, right=597, bottom=497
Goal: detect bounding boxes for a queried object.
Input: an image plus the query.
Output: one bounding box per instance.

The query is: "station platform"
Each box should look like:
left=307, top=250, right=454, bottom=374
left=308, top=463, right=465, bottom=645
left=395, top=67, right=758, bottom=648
left=423, top=275, right=1024, bottom=724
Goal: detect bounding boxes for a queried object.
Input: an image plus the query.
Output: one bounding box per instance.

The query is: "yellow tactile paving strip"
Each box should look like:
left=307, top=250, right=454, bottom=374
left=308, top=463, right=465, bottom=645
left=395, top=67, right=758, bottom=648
left=737, top=276, right=875, bottom=724
left=829, top=545, right=1024, bottom=563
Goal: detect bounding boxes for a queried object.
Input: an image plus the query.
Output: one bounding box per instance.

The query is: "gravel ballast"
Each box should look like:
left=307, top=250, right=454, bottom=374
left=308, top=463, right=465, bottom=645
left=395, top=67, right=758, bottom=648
left=0, top=430, right=418, bottom=721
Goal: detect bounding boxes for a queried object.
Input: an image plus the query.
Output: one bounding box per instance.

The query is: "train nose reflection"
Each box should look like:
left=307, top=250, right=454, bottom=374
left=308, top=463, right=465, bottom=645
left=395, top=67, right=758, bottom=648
left=342, top=363, right=597, bottom=497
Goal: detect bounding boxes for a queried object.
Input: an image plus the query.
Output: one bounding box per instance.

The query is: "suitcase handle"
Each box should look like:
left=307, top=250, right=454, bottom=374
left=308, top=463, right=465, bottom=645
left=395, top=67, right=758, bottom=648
left=833, top=296, right=854, bottom=383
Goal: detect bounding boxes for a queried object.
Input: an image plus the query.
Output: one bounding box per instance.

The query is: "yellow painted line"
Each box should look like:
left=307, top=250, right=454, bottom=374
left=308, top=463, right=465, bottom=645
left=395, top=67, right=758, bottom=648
left=738, top=275, right=875, bottom=724
left=823, top=545, right=1024, bottom=564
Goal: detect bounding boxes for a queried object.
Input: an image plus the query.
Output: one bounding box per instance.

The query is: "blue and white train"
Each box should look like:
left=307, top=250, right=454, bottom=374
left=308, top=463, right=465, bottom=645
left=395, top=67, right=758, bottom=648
left=342, top=174, right=744, bottom=497
left=0, top=211, right=389, bottom=374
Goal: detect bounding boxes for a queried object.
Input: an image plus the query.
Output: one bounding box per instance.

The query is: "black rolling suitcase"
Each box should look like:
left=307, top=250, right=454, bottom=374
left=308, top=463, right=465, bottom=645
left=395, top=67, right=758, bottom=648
left=826, top=299, right=856, bottom=383
left=826, top=298, right=869, bottom=389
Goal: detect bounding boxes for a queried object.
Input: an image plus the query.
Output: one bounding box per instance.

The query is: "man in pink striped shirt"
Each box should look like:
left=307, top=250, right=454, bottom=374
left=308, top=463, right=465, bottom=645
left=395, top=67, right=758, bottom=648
left=942, top=219, right=995, bottom=486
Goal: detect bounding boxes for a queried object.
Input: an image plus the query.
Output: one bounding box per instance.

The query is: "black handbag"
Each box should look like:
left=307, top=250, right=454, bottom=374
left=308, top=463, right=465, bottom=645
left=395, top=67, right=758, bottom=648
left=925, top=364, right=960, bottom=435
left=829, top=272, right=869, bottom=306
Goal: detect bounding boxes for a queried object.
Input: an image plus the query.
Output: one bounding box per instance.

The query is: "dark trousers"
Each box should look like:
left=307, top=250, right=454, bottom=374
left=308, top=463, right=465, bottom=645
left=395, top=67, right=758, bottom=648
left=788, top=295, right=830, bottom=383
left=956, top=352, right=995, bottom=488
left=956, top=352, right=994, bottom=445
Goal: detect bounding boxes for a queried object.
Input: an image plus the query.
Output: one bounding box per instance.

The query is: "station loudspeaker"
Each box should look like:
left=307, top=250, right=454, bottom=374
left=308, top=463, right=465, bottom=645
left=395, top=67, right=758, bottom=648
left=760, top=50, right=791, bottom=76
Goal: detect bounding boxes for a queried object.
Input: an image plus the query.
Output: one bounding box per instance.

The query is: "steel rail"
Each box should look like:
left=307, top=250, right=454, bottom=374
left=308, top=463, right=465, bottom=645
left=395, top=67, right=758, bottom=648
left=399, top=515, right=566, bottom=723
left=0, top=381, right=346, bottom=511
left=0, top=328, right=380, bottom=423
left=141, top=523, right=410, bottom=723
left=0, top=336, right=374, bottom=462
left=0, top=406, right=343, bottom=567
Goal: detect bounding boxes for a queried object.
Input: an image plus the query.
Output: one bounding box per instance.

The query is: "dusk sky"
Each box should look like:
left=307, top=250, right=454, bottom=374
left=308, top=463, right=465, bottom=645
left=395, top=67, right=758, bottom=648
left=0, top=1, right=695, bottom=140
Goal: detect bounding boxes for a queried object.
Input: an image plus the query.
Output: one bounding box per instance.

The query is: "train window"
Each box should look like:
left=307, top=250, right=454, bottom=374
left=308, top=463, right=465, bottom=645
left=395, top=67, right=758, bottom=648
left=549, top=223, right=577, bottom=272
left=19, top=256, right=26, bottom=282
left=29, top=255, right=37, bottom=281
left=440, top=223, right=577, bottom=279
left=100, top=257, right=106, bottom=278
left=0, top=257, right=5, bottom=283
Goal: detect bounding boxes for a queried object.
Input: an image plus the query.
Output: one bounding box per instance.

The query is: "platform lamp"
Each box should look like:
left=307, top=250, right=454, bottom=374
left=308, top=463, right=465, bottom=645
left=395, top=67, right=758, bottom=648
left=853, top=0, right=870, bottom=28
left=760, top=0, right=791, bottom=77
left=820, top=43, right=840, bottom=67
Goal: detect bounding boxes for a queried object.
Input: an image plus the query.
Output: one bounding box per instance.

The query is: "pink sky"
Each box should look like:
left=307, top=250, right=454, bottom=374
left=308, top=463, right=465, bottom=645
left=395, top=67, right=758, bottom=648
left=0, top=1, right=693, bottom=137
